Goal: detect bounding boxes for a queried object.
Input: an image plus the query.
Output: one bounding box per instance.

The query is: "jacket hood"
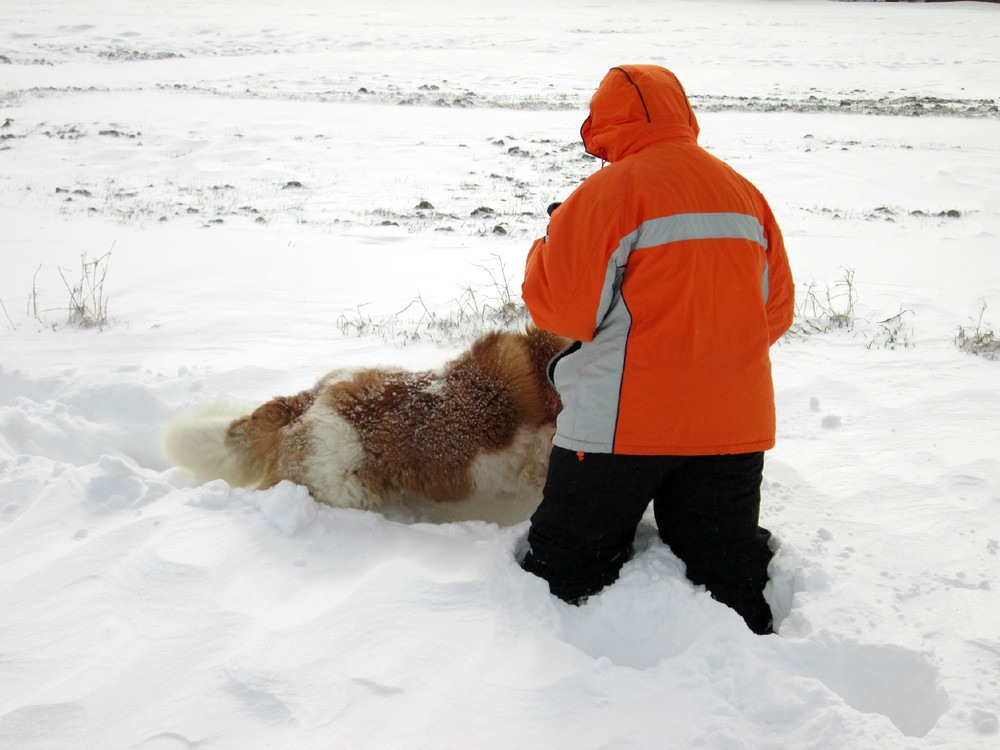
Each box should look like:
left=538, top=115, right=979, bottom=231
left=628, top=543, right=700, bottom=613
left=581, top=65, right=700, bottom=163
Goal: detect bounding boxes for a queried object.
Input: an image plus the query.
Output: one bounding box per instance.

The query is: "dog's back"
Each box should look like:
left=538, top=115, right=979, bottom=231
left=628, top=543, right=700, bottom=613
left=328, top=327, right=566, bottom=503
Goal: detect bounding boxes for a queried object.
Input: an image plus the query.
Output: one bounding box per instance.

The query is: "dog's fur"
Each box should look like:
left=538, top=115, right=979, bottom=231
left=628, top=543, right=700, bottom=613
left=164, top=327, right=568, bottom=525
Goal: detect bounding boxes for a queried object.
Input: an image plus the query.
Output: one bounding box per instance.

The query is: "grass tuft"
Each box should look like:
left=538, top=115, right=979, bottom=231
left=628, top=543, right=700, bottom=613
left=866, top=308, right=914, bottom=350
left=59, top=249, right=113, bottom=329
left=785, top=266, right=858, bottom=338
left=26, top=247, right=114, bottom=330
left=956, top=302, right=999, bottom=360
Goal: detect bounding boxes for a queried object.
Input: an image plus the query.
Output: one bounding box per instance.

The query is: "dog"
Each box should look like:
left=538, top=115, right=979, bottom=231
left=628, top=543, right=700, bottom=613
left=164, top=327, right=568, bottom=525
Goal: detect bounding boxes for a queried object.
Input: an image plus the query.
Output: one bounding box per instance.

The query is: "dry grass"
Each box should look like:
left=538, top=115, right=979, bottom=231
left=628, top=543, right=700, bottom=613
left=785, top=266, right=858, bottom=338
left=60, top=250, right=112, bottom=329
left=26, top=248, right=113, bottom=330
left=956, top=302, right=999, bottom=360
left=337, top=254, right=529, bottom=344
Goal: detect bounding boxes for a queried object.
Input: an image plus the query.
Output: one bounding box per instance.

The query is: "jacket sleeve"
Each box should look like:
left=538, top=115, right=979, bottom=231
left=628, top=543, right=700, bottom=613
left=760, top=197, right=794, bottom=345
left=521, top=174, right=627, bottom=342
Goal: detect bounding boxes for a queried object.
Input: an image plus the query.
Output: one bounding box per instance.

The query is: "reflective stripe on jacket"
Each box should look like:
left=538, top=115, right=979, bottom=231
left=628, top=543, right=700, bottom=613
left=522, top=65, right=794, bottom=455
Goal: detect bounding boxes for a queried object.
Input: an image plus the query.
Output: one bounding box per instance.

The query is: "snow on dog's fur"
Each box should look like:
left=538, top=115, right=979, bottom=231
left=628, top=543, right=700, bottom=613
left=165, top=327, right=568, bottom=524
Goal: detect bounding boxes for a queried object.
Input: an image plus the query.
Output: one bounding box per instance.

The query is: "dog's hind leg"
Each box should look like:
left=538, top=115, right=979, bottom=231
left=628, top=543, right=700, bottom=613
left=166, top=386, right=318, bottom=490
left=226, top=390, right=317, bottom=487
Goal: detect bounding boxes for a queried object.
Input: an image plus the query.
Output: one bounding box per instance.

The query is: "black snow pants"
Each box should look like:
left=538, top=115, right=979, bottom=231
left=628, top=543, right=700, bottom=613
left=521, top=447, right=774, bottom=634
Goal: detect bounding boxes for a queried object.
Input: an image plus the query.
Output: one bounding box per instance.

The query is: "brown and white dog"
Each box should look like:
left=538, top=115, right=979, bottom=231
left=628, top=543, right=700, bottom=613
left=164, top=327, right=568, bottom=525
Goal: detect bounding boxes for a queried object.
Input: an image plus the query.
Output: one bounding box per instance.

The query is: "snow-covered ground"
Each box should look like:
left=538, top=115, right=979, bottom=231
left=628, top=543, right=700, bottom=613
left=2, top=1, right=999, bottom=747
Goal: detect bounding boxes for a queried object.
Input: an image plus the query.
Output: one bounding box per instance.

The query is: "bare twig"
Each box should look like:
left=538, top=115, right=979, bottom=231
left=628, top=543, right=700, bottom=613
left=0, top=296, right=15, bottom=329
left=28, top=264, right=43, bottom=323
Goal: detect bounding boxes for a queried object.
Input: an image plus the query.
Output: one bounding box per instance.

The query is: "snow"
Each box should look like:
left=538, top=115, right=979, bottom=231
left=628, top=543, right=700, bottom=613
left=2, top=0, right=999, bottom=747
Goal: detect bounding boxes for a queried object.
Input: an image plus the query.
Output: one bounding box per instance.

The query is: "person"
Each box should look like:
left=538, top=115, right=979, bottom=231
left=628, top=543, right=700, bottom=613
left=519, top=65, right=794, bottom=634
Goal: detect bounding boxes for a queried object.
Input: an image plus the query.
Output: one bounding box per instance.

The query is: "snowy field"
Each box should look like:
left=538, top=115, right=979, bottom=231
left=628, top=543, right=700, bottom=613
left=2, top=0, right=1000, bottom=747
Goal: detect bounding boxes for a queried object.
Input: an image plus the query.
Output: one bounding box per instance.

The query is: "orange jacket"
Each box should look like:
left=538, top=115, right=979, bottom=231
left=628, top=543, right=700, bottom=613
left=522, top=65, right=794, bottom=456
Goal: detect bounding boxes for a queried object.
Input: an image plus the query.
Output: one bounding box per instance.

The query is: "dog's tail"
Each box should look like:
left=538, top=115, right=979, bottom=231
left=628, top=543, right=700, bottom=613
left=163, top=401, right=266, bottom=488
